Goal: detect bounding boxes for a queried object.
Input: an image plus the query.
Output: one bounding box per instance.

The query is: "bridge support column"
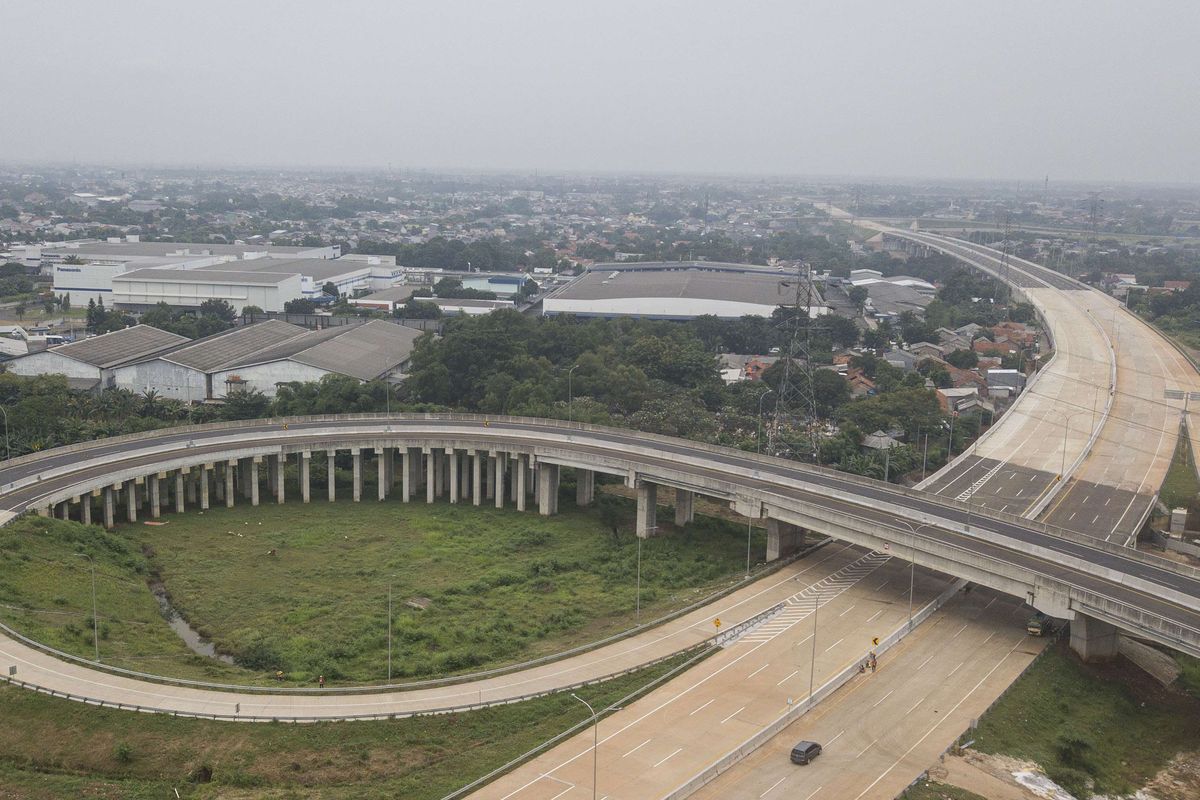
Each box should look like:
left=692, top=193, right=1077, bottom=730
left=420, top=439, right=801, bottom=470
left=103, top=486, right=115, bottom=529
left=448, top=449, right=459, bottom=503
left=175, top=471, right=186, bottom=514
left=538, top=463, right=559, bottom=516
left=225, top=460, right=235, bottom=508
left=200, top=465, right=210, bottom=510
left=576, top=468, right=594, bottom=507
left=240, top=458, right=252, bottom=500
left=275, top=455, right=285, bottom=504
left=401, top=449, right=412, bottom=502
left=1070, top=615, right=1120, bottom=662
left=58, top=502, right=68, bottom=520
left=327, top=451, right=336, bottom=502
left=636, top=482, right=658, bottom=538
left=486, top=454, right=496, bottom=500
left=79, top=495, right=92, bottom=526
left=376, top=448, right=388, bottom=501
left=510, top=456, right=520, bottom=504
left=126, top=481, right=137, bottom=523
left=299, top=452, right=310, bottom=503
left=766, top=519, right=804, bottom=561
left=352, top=448, right=362, bottom=502
left=472, top=451, right=483, bottom=507
left=185, top=471, right=196, bottom=505
left=268, top=455, right=279, bottom=500
left=494, top=453, right=505, bottom=509
left=674, top=489, right=694, bottom=526
left=148, top=474, right=161, bottom=519
left=516, top=455, right=527, bottom=512
left=250, top=459, right=260, bottom=506
left=426, top=449, right=436, bottom=503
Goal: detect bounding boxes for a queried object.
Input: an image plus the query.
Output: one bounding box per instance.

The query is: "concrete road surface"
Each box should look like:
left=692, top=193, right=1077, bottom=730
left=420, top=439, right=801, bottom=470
left=469, top=552, right=962, bottom=800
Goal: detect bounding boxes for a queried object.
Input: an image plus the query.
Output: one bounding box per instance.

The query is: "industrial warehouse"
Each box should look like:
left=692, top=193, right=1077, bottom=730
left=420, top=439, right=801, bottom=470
left=4, top=319, right=425, bottom=398
left=542, top=261, right=827, bottom=320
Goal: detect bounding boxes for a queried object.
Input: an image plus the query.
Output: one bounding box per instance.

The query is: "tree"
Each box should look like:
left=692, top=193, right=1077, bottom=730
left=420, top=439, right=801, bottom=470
left=198, top=298, right=236, bottom=323
left=945, top=349, right=979, bottom=369
left=284, top=298, right=318, bottom=314
left=221, top=388, right=270, bottom=420
left=825, top=315, right=860, bottom=348
left=847, top=285, right=868, bottom=311
left=14, top=301, right=25, bottom=320
left=322, top=282, right=338, bottom=298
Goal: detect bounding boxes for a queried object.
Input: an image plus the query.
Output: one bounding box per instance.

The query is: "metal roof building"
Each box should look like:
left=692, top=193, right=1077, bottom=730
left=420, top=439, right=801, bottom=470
left=112, top=268, right=305, bottom=314
left=543, top=262, right=826, bottom=320
left=5, top=325, right=190, bottom=389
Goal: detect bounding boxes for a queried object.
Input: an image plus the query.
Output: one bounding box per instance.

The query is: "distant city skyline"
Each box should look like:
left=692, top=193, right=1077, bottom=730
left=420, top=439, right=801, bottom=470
left=3, top=1, right=1198, bottom=183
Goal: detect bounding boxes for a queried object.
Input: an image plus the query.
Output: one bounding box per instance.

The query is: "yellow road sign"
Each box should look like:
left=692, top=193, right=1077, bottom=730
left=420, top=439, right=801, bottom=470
left=714, top=618, right=722, bottom=629
left=871, top=636, right=879, bottom=646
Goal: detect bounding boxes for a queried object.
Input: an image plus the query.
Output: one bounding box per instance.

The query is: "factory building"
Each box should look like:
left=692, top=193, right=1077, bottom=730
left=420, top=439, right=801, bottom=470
left=543, top=261, right=826, bottom=320
left=4, top=325, right=189, bottom=390
left=111, top=269, right=304, bottom=314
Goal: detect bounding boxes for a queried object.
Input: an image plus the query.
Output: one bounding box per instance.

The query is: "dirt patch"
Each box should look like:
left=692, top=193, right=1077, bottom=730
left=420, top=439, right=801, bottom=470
left=1136, top=750, right=1200, bottom=800
left=930, top=751, right=1047, bottom=800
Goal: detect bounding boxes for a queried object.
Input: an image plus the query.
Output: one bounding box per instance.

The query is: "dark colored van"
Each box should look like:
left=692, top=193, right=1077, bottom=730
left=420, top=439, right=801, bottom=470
left=790, top=740, right=822, bottom=765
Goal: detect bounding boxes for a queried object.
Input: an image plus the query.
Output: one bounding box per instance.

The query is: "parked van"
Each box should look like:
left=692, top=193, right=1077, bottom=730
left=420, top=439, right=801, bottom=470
left=790, top=740, right=822, bottom=765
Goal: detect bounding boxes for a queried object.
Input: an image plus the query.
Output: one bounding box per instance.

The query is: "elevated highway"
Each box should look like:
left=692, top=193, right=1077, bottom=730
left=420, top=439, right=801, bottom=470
left=2, top=414, right=1199, bottom=675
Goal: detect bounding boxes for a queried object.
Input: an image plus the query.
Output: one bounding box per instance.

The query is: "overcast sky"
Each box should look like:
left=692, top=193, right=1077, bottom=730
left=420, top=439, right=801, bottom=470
left=3, top=1, right=1197, bottom=182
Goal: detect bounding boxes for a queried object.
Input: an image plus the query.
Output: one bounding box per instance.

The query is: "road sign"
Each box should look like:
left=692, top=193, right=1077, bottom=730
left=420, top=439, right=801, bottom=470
left=883, top=543, right=890, bottom=551
left=872, top=636, right=879, bottom=646
left=714, top=618, right=722, bottom=629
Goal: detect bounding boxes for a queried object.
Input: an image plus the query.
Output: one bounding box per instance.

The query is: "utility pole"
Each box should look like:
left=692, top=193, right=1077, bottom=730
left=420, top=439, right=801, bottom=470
left=768, top=263, right=822, bottom=462
left=1087, top=191, right=1102, bottom=242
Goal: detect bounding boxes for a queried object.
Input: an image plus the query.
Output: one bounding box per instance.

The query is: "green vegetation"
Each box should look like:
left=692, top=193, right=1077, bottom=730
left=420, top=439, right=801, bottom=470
left=0, top=648, right=697, bottom=799
left=898, top=780, right=988, bottom=800
left=971, top=643, right=1200, bottom=797
left=1159, top=422, right=1199, bottom=511
left=0, top=495, right=762, bottom=684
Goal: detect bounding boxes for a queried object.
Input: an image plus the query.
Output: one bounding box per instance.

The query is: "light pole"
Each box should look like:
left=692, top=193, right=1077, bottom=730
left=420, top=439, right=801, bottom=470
left=387, top=579, right=393, bottom=681
left=1052, top=409, right=1092, bottom=480
left=567, top=364, right=579, bottom=422
left=756, top=388, right=775, bottom=454
left=636, top=527, right=656, bottom=623
left=570, top=693, right=599, bottom=800
left=0, top=405, right=9, bottom=460
left=75, top=553, right=99, bottom=662
left=894, top=520, right=933, bottom=632
left=745, top=516, right=754, bottom=579
left=807, top=588, right=820, bottom=702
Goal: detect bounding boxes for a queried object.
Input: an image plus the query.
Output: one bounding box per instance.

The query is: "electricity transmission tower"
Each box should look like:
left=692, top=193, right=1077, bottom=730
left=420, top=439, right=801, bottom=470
left=1087, top=191, right=1102, bottom=241
left=767, top=263, right=822, bottom=463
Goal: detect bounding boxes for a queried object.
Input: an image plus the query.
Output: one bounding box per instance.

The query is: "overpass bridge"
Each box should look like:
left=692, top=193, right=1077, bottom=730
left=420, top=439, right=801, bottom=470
left=3, top=414, right=1199, bottom=667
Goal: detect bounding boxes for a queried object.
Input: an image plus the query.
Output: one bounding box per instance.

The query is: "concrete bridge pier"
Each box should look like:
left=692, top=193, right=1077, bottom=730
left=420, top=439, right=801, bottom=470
left=103, top=486, right=115, bottom=529
left=376, top=448, right=388, bottom=501
left=516, top=455, right=528, bottom=512
left=326, top=451, right=336, bottom=502
left=766, top=519, right=804, bottom=561
left=125, top=481, right=137, bottom=523
left=576, top=468, right=594, bottom=506
left=351, top=449, right=362, bottom=502
left=472, top=451, right=483, bottom=506
left=80, top=493, right=92, bottom=526
left=148, top=474, right=161, bottom=519
left=199, top=465, right=210, bottom=510
left=175, top=471, right=186, bottom=514
left=239, top=457, right=252, bottom=500
left=401, top=449, right=412, bottom=502
left=448, top=449, right=460, bottom=503
left=299, top=452, right=310, bottom=503
left=674, top=489, right=694, bottom=526
left=184, top=469, right=196, bottom=505
left=274, top=455, right=285, bottom=504
left=250, top=458, right=261, bottom=506
left=268, top=455, right=279, bottom=501
left=224, top=460, right=235, bottom=508
left=636, top=481, right=658, bottom=538
left=425, top=448, right=435, bottom=503
left=494, top=452, right=505, bottom=509
left=538, top=463, right=560, bottom=516
left=460, top=451, right=471, bottom=502
left=1070, top=615, right=1120, bottom=662
left=486, top=454, right=496, bottom=500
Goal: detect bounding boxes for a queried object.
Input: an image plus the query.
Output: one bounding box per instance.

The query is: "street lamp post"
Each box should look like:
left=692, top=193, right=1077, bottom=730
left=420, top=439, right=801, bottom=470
left=1053, top=409, right=1092, bottom=480
left=636, top=526, right=655, bottom=623
left=387, top=579, right=393, bottom=681
left=756, top=388, right=775, bottom=454
left=807, top=588, right=820, bottom=702
left=570, top=693, right=599, bottom=800
left=745, top=516, right=754, bottom=579
left=894, top=520, right=933, bottom=632
left=567, top=364, right=579, bottom=423
left=75, top=553, right=99, bottom=662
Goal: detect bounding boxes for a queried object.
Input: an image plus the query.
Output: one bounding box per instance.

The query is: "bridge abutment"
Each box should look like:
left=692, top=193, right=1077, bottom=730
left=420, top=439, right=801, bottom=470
left=766, top=519, right=804, bottom=561
left=1070, top=615, right=1120, bottom=662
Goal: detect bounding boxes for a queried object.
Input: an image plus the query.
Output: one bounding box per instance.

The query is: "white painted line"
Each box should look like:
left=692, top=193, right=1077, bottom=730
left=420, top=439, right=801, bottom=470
left=871, top=689, right=894, bottom=708
left=866, top=610, right=883, bottom=623
left=824, top=637, right=845, bottom=653
left=983, top=596, right=996, bottom=610
left=918, top=654, right=936, bottom=669
left=759, top=776, right=788, bottom=798
left=857, top=740, right=877, bottom=758
left=982, top=631, right=997, bottom=646
left=720, top=705, right=745, bottom=725
left=748, top=663, right=770, bottom=679
left=951, top=623, right=968, bottom=639
left=839, top=604, right=857, bottom=617
left=947, top=661, right=965, bottom=678
left=906, top=697, right=925, bottom=715
left=802, top=788, right=822, bottom=800
left=548, top=786, right=574, bottom=800
left=827, top=729, right=845, bottom=745
left=776, top=669, right=800, bottom=686
left=621, top=739, right=651, bottom=758
left=653, top=747, right=683, bottom=768
left=875, top=579, right=890, bottom=590
left=689, top=698, right=716, bottom=716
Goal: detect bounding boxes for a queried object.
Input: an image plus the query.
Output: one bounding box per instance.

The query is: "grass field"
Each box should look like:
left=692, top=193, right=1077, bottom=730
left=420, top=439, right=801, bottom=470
left=0, top=493, right=763, bottom=684
left=898, top=780, right=987, bottom=800
left=970, top=642, right=1200, bottom=797
left=0, top=649, right=699, bottom=799
left=1159, top=420, right=1200, bottom=511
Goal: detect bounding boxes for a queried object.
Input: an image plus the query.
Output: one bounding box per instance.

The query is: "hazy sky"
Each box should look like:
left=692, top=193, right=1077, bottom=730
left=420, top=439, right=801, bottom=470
left=3, top=1, right=1197, bottom=182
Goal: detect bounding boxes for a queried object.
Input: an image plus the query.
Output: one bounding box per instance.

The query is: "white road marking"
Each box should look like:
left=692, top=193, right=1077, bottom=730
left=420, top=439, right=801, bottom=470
left=652, top=747, right=683, bottom=768
left=871, top=689, right=894, bottom=708
left=918, top=654, right=936, bottom=669
left=689, top=698, right=716, bottom=716
left=776, top=669, right=799, bottom=686
left=827, top=730, right=845, bottom=745
left=947, top=661, right=964, bottom=678
left=875, top=579, right=890, bottom=590
left=857, top=740, right=878, bottom=758
left=839, top=604, right=857, bottom=617
left=866, top=610, right=883, bottom=623
left=748, top=663, right=770, bottom=679
left=621, top=739, right=651, bottom=758
left=720, top=705, right=745, bottom=724
left=951, top=623, right=968, bottom=639
left=824, top=638, right=845, bottom=653
left=906, top=697, right=925, bottom=714
left=759, top=776, right=788, bottom=798
left=548, top=786, right=574, bottom=800
left=802, top=787, right=822, bottom=800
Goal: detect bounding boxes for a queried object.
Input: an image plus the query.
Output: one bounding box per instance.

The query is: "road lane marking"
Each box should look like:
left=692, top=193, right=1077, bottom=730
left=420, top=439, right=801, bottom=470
left=918, top=654, right=936, bottom=669
left=983, top=596, right=996, bottom=610
left=748, top=663, right=770, bottom=679
left=689, top=698, right=716, bottom=716
left=720, top=705, right=745, bottom=724
left=827, top=730, right=845, bottom=745
left=548, top=786, right=574, bottom=800
left=871, top=689, right=894, bottom=708
left=776, top=669, right=799, bottom=685
left=839, top=604, right=856, bottom=617
left=907, top=697, right=925, bottom=714
left=866, top=610, right=883, bottom=623
left=824, top=638, right=845, bottom=653
left=875, top=579, right=890, bottom=590
left=759, top=776, right=788, bottom=798
left=621, top=739, right=651, bottom=758
left=802, top=788, right=822, bottom=800
left=857, top=740, right=877, bottom=758
left=951, top=623, right=968, bottom=639
left=652, top=747, right=683, bottom=768
left=947, top=661, right=965, bottom=678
